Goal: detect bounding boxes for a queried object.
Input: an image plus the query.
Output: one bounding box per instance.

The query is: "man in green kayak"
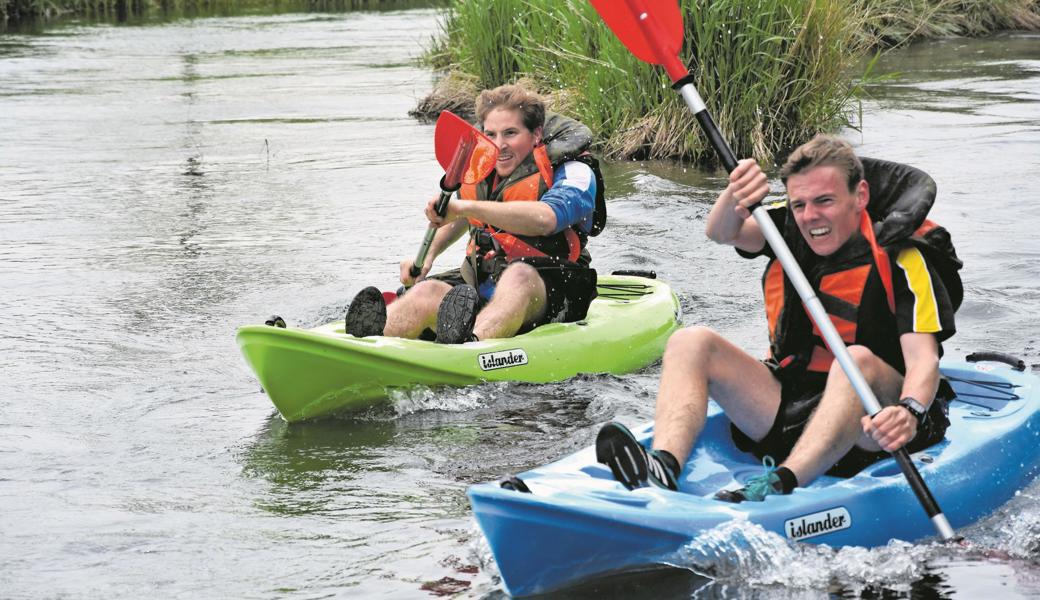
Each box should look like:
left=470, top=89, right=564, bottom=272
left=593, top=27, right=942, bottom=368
left=345, top=84, right=603, bottom=344
left=597, top=134, right=957, bottom=500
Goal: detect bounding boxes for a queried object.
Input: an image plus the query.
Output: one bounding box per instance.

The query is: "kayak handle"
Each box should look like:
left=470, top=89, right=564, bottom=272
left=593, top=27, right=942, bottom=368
left=611, top=269, right=657, bottom=279
left=966, top=351, right=1026, bottom=371
left=500, top=476, right=531, bottom=493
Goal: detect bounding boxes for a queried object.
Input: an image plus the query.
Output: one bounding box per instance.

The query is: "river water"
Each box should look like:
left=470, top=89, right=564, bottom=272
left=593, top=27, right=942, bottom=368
left=2, top=7, right=1039, bottom=599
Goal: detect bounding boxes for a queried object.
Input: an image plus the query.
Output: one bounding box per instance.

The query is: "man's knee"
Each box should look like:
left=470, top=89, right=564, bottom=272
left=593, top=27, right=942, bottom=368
left=496, top=263, right=544, bottom=298
left=498, top=262, right=540, bottom=285
left=399, top=280, right=450, bottom=310
left=829, top=345, right=880, bottom=379
left=664, top=326, right=722, bottom=361
left=827, top=345, right=905, bottom=398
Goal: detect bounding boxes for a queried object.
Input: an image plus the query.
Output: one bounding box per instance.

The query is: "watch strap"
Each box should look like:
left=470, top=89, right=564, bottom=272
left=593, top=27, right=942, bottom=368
left=899, top=396, right=928, bottom=425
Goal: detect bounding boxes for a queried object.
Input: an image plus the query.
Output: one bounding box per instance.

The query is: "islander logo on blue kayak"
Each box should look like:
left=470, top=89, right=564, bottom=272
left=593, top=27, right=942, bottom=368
left=478, top=348, right=528, bottom=371
left=784, top=507, right=851, bottom=541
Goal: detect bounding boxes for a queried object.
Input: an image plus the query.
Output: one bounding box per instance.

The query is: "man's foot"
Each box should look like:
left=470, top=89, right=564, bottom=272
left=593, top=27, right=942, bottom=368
left=715, top=456, right=791, bottom=503
left=345, top=286, right=386, bottom=337
left=595, top=422, right=679, bottom=491
left=436, top=284, right=480, bottom=344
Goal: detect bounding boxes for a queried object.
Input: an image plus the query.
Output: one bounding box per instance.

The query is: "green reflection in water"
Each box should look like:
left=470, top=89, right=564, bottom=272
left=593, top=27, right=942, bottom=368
left=2, top=0, right=444, bottom=33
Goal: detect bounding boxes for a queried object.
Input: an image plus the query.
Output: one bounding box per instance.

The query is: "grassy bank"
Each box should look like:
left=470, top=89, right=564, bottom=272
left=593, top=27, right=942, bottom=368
left=856, top=0, right=1040, bottom=47
left=418, top=0, right=1040, bottom=164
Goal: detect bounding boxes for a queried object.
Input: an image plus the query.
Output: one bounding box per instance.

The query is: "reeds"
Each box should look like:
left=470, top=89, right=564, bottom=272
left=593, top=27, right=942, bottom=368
left=854, top=0, right=1040, bottom=47
left=419, top=0, right=1040, bottom=164
left=421, top=0, right=865, bottom=165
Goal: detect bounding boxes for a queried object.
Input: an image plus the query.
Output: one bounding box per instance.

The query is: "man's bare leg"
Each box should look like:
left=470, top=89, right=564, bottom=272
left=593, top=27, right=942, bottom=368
left=382, top=279, right=452, bottom=338
left=781, top=345, right=904, bottom=486
left=652, top=326, right=783, bottom=465
left=597, top=326, right=783, bottom=490
left=472, top=263, right=546, bottom=340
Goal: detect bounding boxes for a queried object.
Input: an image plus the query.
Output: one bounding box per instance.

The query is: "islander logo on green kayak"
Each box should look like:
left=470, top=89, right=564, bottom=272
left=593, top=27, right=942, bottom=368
left=784, top=507, right=851, bottom=541
left=478, top=348, right=528, bottom=371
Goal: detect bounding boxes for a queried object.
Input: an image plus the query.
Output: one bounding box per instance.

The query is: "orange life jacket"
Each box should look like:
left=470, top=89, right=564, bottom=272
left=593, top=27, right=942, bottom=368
left=460, top=144, right=583, bottom=263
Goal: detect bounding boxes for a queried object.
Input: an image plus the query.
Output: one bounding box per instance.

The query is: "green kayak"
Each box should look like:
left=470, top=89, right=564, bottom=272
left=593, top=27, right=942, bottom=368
left=237, top=274, right=681, bottom=422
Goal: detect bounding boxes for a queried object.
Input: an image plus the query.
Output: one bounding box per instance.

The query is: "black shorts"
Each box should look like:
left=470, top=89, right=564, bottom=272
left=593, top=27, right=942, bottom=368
left=430, top=258, right=598, bottom=332
left=731, top=363, right=953, bottom=478
left=513, top=256, right=598, bottom=330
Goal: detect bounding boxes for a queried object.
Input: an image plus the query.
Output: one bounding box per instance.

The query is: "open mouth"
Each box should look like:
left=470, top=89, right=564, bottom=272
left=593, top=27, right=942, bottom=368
left=809, top=226, right=831, bottom=238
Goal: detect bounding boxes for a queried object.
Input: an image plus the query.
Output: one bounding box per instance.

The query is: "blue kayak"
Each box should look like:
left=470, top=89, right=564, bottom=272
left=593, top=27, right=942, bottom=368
left=468, top=357, right=1040, bottom=597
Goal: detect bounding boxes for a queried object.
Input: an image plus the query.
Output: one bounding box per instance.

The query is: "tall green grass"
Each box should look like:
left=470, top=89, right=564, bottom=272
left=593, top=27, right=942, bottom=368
left=420, top=0, right=1040, bottom=164
left=422, top=0, right=864, bottom=165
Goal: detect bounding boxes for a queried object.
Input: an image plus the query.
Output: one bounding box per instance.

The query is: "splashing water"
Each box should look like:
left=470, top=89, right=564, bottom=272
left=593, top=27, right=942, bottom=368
left=681, top=520, right=942, bottom=590
left=389, top=383, right=504, bottom=417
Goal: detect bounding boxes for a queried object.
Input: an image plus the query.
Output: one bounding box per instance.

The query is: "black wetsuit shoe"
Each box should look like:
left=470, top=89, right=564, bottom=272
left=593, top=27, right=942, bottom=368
left=345, top=286, right=386, bottom=337
left=435, top=284, right=480, bottom=344
left=595, top=421, right=679, bottom=491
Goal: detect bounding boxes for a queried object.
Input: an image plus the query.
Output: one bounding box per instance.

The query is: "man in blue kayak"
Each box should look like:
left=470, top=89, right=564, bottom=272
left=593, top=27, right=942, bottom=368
left=597, top=135, right=957, bottom=501
left=345, top=84, right=604, bottom=344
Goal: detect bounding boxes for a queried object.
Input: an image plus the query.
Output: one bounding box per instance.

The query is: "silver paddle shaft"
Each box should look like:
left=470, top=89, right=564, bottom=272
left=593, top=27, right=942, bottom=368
left=413, top=226, right=437, bottom=273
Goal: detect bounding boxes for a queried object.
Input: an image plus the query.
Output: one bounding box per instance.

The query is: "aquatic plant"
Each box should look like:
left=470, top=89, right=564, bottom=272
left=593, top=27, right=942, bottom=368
left=421, top=0, right=865, bottom=166
left=854, top=0, right=1040, bottom=47
left=418, top=0, right=1040, bottom=164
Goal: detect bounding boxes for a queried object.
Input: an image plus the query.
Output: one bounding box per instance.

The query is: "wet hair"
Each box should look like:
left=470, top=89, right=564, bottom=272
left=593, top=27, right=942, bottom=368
left=475, top=84, right=546, bottom=132
left=780, top=134, right=863, bottom=193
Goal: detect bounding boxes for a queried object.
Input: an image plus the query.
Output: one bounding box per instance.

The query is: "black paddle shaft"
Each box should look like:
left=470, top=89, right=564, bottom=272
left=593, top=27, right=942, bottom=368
left=894, top=447, right=949, bottom=523
left=409, top=175, right=462, bottom=279
left=695, top=111, right=738, bottom=173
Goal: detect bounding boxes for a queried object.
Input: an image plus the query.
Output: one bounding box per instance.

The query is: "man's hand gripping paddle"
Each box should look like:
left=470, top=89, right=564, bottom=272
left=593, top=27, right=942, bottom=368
left=409, top=111, right=498, bottom=282
left=589, top=0, right=961, bottom=543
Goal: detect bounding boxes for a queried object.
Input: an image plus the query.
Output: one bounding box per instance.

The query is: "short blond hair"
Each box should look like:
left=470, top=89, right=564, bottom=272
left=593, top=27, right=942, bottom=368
left=780, top=134, right=863, bottom=192
left=475, top=84, right=545, bottom=132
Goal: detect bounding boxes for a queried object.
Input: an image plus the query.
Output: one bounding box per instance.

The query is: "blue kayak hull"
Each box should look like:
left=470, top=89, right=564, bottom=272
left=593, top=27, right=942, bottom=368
left=468, top=360, right=1040, bottom=596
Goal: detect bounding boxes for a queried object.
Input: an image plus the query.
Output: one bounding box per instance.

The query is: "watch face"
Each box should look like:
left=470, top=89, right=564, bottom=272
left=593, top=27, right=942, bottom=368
left=900, top=397, right=927, bottom=421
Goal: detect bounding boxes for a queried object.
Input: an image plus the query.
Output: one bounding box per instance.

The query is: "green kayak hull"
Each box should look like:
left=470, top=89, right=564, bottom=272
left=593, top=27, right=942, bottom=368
left=237, top=275, right=681, bottom=422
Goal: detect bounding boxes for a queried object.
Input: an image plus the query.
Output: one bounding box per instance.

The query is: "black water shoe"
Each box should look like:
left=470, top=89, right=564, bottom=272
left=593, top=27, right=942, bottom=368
left=345, top=286, right=386, bottom=337
left=435, top=284, right=479, bottom=344
left=595, top=421, right=679, bottom=491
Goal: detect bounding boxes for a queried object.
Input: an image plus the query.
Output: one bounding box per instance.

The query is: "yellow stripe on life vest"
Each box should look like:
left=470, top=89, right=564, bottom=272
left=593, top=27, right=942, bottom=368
left=896, top=247, right=940, bottom=332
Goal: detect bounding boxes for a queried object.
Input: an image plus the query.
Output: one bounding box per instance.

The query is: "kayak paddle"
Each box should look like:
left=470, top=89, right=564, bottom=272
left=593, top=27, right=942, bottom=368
left=589, top=0, right=959, bottom=542
left=409, top=111, right=498, bottom=281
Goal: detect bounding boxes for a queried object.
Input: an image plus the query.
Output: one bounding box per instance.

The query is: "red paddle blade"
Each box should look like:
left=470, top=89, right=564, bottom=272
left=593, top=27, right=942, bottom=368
left=589, top=0, right=687, bottom=81
left=434, top=111, right=499, bottom=186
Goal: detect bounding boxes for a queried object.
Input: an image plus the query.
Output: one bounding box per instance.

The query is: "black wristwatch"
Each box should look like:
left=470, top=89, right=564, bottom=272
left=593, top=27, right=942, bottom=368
left=899, top=396, right=928, bottom=426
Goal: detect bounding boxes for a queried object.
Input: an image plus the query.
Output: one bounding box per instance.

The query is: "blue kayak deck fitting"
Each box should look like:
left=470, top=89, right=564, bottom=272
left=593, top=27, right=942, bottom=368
left=468, top=360, right=1040, bottom=597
